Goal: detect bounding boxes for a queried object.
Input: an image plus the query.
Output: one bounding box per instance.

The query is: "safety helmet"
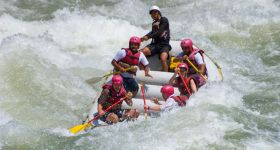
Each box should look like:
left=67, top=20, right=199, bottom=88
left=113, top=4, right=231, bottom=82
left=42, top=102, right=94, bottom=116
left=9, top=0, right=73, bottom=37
left=129, top=36, right=141, bottom=45
left=149, top=5, right=161, bottom=14
left=160, top=85, right=174, bottom=97
left=180, top=39, right=193, bottom=51
left=112, top=75, right=123, bottom=85
left=177, top=63, right=188, bottom=71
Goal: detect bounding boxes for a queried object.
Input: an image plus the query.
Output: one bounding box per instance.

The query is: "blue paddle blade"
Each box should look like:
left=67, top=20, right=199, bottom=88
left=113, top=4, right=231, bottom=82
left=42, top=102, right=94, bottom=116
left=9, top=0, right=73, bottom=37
left=92, top=112, right=99, bottom=126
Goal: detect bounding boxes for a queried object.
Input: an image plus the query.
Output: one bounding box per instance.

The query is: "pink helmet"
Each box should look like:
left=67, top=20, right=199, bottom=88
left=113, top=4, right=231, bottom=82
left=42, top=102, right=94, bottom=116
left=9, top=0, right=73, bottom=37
left=160, top=85, right=174, bottom=97
left=129, top=36, right=141, bottom=45
left=180, top=39, right=193, bottom=51
left=112, top=75, right=123, bottom=85
left=177, top=63, right=188, bottom=71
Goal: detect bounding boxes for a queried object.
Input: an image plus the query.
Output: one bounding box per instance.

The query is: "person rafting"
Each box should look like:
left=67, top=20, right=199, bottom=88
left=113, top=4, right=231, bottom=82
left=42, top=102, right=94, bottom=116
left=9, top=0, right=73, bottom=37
left=176, top=39, right=207, bottom=88
left=169, top=63, right=198, bottom=96
left=111, top=36, right=152, bottom=97
left=144, top=85, right=188, bottom=112
left=97, top=75, right=139, bottom=124
left=141, top=5, right=171, bottom=72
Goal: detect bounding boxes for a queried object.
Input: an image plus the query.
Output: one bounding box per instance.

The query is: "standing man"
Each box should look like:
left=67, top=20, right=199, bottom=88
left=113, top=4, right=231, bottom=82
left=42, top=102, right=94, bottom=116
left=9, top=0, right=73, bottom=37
left=141, top=5, right=171, bottom=72
left=112, top=36, right=152, bottom=97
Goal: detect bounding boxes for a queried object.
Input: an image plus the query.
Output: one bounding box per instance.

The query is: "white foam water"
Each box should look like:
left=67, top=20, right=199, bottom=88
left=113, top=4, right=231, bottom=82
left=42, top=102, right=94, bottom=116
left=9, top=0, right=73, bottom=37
left=0, top=0, right=279, bottom=149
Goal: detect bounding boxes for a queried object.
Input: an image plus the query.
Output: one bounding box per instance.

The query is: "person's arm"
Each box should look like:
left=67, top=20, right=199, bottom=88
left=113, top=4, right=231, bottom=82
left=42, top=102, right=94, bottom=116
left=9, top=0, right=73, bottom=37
left=175, top=52, right=185, bottom=61
left=146, top=17, right=169, bottom=39
left=112, top=60, right=126, bottom=72
left=159, top=98, right=177, bottom=111
left=97, top=89, right=109, bottom=115
left=144, top=66, right=152, bottom=77
left=98, top=104, right=105, bottom=116
left=145, top=31, right=153, bottom=37
left=148, top=105, right=161, bottom=111
left=141, top=31, right=153, bottom=41
left=198, top=64, right=206, bottom=75
left=111, top=50, right=127, bottom=72
left=151, top=97, right=161, bottom=105
left=194, top=53, right=206, bottom=75
left=169, top=68, right=179, bottom=85
left=140, top=53, right=153, bottom=77
left=124, top=92, right=133, bottom=106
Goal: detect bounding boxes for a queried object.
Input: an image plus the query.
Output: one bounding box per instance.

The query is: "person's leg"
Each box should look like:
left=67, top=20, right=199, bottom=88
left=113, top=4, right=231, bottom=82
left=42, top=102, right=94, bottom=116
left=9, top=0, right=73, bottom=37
left=159, top=44, right=171, bottom=72
left=122, top=77, right=139, bottom=97
left=141, top=47, right=152, bottom=56
left=160, top=52, right=169, bottom=72
left=141, top=44, right=158, bottom=56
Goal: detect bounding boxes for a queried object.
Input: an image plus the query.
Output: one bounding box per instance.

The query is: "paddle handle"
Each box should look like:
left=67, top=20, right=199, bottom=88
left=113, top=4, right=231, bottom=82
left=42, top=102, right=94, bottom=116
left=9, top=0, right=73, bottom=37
left=177, top=71, right=192, bottom=96
left=86, top=96, right=127, bottom=124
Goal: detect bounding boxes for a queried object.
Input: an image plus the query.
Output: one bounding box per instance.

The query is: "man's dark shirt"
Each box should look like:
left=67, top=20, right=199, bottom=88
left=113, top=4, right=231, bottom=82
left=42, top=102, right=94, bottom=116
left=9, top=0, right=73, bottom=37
left=146, top=17, right=170, bottom=45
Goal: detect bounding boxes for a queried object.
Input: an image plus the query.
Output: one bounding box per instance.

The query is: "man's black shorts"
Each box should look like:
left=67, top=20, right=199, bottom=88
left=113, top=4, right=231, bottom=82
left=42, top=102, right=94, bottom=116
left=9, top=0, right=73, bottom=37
left=146, top=43, right=172, bottom=58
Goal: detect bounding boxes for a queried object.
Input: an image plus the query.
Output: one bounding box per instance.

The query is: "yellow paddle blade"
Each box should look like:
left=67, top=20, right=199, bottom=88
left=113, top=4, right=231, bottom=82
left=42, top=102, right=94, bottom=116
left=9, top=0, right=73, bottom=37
left=69, top=123, right=91, bottom=134
left=218, top=68, right=224, bottom=81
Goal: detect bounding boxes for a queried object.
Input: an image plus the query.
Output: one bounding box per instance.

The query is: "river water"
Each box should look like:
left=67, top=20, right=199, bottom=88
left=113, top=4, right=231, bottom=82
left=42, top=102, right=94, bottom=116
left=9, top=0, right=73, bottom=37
left=0, top=0, right=279, bottom=149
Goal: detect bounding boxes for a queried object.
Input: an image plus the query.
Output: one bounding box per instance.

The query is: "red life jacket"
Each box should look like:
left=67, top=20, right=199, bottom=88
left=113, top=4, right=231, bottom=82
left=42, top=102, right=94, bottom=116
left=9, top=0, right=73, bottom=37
left=176, top=76, right=192, bottom=96
left=184, top=48, right=207, bottom=75
left=102, top=83, right=126, bottom=108
left=171, top=95, right=189, bottom=107
left=119, top=48, right=141, bottom=66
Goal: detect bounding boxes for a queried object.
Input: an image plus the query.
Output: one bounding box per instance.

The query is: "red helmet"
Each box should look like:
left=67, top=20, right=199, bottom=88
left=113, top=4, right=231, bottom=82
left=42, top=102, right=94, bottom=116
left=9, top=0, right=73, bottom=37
left=181, top=39, right=193, bottom=51
left=177, top=63, right=188, bottom=71
left=160, top=85, right=174, bottom=97
left=129, top=36, right=141, bottom=45
left=112, top=75, right=123, bottom=85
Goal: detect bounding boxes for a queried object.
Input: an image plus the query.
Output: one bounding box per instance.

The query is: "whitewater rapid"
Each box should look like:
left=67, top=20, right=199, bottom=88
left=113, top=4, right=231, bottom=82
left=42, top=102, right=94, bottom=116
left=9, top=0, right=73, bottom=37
left=0, top=0, right=279, bottom=149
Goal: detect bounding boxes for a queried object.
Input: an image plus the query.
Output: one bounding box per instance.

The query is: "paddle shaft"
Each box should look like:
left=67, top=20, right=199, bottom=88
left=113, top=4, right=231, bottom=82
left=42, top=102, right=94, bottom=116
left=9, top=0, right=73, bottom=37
left=140, top=83, right=148, bottom=119
left=185, top=58, right=207, bottom=81
left=101, top=67, right=132, bottom=78
left=86, top=67, right=134, bottom=84
left=193, top=44, right=224, bottom=81
left=177, top=71, right=192, bottom=96
left=204, top=53, right=224, bottom=81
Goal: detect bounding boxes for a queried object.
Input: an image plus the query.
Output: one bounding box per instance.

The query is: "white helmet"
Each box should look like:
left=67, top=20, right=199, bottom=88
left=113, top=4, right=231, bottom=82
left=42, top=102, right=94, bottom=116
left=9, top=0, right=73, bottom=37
left=149, top=5, right=160, bottom=14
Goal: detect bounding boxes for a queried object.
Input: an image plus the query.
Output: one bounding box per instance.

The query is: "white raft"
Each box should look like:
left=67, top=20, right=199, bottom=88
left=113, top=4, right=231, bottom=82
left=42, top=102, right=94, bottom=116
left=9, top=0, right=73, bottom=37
left=87, top=41, right=223, bottom=119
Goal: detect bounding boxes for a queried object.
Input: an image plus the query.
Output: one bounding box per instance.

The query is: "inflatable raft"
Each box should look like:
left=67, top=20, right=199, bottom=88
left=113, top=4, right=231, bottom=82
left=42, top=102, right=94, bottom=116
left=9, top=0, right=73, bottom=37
left=86, top=41, right=223, bottom=121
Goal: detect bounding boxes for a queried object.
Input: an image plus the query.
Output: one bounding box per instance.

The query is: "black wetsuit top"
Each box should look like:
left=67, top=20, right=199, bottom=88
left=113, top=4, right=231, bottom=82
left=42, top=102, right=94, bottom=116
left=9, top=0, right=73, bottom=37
left=145, top=17, right=170, bottom=45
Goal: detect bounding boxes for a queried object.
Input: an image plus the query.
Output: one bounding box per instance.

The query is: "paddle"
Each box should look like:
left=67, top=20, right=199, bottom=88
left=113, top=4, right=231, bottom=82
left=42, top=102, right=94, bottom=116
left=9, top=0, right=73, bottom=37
left=140, top=82, right=148, bottom=119
left=204, top=53, right=224, bottom=81
left=69, top=96, right=127, bottom=134
left=177, top=70, right=192, bottom=96
left=86, top=67, right=133, bottom=84
left=185, top=58, right=207, bottom=81
left=193, top=44, right=224, bottom=81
